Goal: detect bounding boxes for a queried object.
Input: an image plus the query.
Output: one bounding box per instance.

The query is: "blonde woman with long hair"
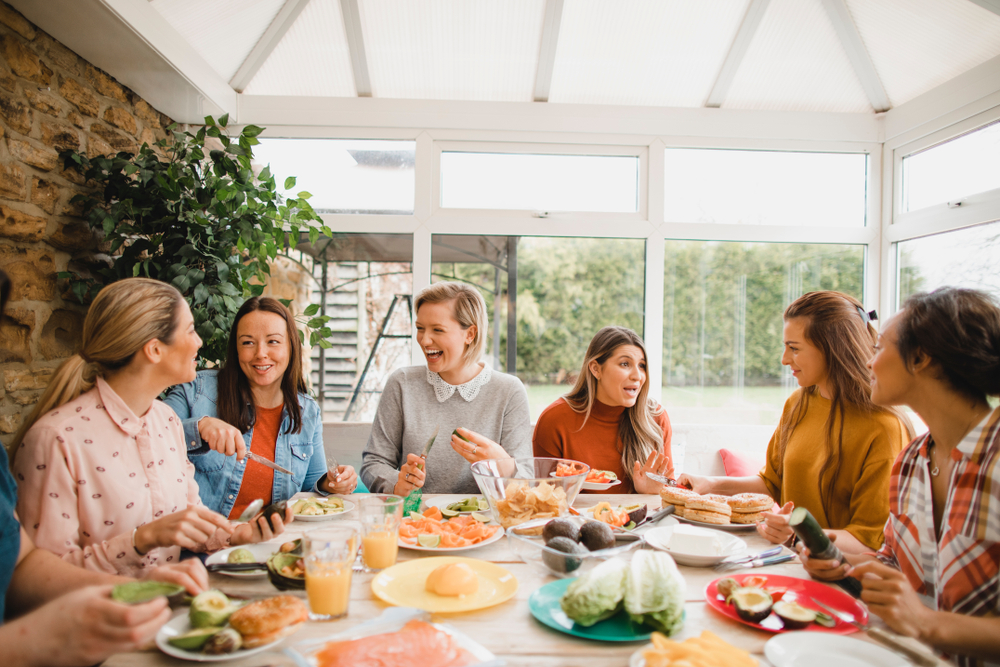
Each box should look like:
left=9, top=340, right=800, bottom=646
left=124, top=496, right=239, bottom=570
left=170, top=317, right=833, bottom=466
left=12, top=278, right=287, bottom=576
left=360, top=282, right=532, bottom=495
left=679, top=291, right=911, bottom=553
left=533, top=326, right=674, bottom=494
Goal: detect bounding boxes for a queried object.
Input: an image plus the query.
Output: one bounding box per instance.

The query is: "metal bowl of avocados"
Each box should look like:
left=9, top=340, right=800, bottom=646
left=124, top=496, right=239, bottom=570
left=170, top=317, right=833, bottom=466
left=266, top=552, right=305, bottom=591
left=111, top=581, right=186, bottom=604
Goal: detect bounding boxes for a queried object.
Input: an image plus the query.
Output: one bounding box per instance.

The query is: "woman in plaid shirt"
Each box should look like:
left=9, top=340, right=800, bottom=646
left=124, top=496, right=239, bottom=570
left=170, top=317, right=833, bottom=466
left=802, top=287, right=1000, bottom=666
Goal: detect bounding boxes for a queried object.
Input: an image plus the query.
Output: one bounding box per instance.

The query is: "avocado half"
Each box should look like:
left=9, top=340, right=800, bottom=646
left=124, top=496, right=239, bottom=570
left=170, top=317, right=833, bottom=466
left=266, top=552, right=305, bottom=591
left=773, top=600, right=817, bottom=629
left=731, top=587, right=773, bottom=624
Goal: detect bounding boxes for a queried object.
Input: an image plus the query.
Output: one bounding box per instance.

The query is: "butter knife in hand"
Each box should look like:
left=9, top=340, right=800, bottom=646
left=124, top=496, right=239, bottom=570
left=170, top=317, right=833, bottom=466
left=646, top=472, right=678, bottom=487
left=247, top=450, right=293, bottom=476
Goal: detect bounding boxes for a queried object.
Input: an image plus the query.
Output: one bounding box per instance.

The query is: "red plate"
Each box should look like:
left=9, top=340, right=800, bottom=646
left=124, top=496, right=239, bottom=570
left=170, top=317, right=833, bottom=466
left=705, top=573, right=866, bottom=634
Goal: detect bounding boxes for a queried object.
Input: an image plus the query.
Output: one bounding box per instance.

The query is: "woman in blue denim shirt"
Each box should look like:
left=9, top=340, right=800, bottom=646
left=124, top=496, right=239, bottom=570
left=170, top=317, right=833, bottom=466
left=163, top=297, right=358, bottom=520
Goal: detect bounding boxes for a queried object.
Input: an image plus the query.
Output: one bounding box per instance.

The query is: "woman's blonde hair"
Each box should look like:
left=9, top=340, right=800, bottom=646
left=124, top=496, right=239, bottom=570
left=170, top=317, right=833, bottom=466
left=415, top=282, right=488, bottom=367
left=563, top=326, right=664, bottom=482
left=10, top=278, right=184, bottom=451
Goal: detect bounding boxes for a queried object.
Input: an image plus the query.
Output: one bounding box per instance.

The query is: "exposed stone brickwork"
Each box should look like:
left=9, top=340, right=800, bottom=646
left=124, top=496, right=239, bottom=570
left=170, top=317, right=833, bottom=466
left=0, top=3, right=173, bottom=445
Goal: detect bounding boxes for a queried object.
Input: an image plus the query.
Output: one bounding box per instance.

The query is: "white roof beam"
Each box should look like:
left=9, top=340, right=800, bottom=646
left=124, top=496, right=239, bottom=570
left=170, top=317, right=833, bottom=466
left=533, top=0, right=564, bottom=103
left=341, top=0, right=372, bottom=97
left=820, top=0, right=891, bottom=113
left=705, top=0, right=769, bottom=108
left=230, top=0, right=312, bottom=93
left=966, top=0, right=1000, bottom=17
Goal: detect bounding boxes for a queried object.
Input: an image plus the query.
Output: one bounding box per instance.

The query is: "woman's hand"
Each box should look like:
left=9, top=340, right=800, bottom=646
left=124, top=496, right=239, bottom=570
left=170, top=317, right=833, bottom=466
left=854, top=561, right=936, bottom=640
left=141, top=558, right=209, bottom=595
left=798, top=532, right=854, bottom=581
left=134, top=506, right=233, bottom=554
left=322, top=465, right=358, bottom=494
left=229, top=505, right=294, bottom=546
left=451, top=428, right=509, bottom=463
left=633, top=450, right=672, bottom=494
left=197, top=416, right=246, bottom=460
left=676, top=472, right=714, bottom=494
left=394, top=453, right=426, bottom=496
left=756, top=501, right=795, bottom=544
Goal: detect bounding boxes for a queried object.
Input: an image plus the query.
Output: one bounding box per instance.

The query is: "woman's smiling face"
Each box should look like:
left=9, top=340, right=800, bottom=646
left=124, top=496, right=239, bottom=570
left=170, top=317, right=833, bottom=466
left=237, top=310, right=290, bottom=393
left=591, top=344, right=647, bottom=408
left=781, top=316, right=830, bottom=396
left=416, top=300, right=475, bottom=377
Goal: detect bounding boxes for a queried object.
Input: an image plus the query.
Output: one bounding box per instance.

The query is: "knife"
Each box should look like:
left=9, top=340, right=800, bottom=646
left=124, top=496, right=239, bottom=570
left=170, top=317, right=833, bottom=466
left=715, top=546, right=783, bottom=570
left=633, top=504, right=675, bottom=529
left=247, top=450, right=293, bottom=476
left=646, top=472, right=678, bottom=487
left=741, top=553, right=795, bottom=569
left=810, top=597, right=939, bottom=667
left=421, top=425, right=440, bottom=460
left=206, top=562, right=268, bottom=573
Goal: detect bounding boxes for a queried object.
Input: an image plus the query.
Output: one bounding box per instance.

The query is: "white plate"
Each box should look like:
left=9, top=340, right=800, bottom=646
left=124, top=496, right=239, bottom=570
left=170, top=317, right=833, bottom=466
left=674, top=513, right=760, bottom=532
left=629, top=644, right=652, bottom=667
left=765, top=632, right=912, bottom=667
left=422, top=495, right=489, bottom=515
left=644, top=524, right=747, bottom=567
left=292, top=498, right=355, bottom=522
left=582, top=479, right=622, bottom=491
left=204, top=543, right=278, bottom=578
left=156, top=614, right=283, bottom=662
left=398, top=525, right=505, bottom=552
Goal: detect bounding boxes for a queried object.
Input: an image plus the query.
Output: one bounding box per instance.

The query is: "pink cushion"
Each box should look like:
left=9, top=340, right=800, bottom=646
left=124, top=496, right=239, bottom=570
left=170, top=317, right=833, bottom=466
left=719, top=448, right=765, bottom=477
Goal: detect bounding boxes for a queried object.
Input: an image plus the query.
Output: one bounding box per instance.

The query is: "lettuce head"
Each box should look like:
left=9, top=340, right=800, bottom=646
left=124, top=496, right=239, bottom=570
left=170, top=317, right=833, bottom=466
left=559, top=558, right=628, bottom=627
left=624, top=550, right=686, bottom=635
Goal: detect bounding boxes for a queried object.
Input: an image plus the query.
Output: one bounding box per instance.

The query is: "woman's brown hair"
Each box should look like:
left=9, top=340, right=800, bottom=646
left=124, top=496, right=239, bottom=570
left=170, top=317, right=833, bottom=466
left=216, top=297, right=307, bottom=434
left=563, top=326, right=665, bottom=482
left=777, top=291, right=910, bottom=510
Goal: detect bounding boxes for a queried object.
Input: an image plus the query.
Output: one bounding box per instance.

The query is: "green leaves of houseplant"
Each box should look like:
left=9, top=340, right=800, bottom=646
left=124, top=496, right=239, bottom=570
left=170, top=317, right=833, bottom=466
left=60, top=115, right=334, bottom=366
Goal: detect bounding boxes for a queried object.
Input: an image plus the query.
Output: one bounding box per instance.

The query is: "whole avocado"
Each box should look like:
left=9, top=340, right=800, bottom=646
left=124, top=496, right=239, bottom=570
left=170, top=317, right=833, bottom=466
left=542, top=536, right=588, bottom=573
left=542, top=518, right=580, bottom=544
left=260, top=500, right=288, bottom=531
left=579, top=520, right=616, bottom=551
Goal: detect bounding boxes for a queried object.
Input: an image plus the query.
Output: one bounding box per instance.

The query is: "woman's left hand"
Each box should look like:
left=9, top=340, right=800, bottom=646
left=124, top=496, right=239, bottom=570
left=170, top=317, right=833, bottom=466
left=451, top=428, right=509, bottom=463
left=854, top=561, right=936, bottom=640
left=323, top=465, right=358, bottom=494
left=141, top=558, right=209, bottom=595
left=229, top=505, right=294, bottom=546
left=633, top=450, right=672, bottom=494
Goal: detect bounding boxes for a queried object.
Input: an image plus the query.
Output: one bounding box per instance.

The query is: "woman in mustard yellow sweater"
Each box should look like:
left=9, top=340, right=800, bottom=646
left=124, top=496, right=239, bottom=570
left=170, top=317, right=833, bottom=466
left=679, top=291, right=911, bottom=553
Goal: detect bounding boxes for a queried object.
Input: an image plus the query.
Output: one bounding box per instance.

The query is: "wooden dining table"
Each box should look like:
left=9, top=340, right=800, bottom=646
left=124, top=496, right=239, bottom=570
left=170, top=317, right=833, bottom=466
left=103, top=493, right=946, bottom=667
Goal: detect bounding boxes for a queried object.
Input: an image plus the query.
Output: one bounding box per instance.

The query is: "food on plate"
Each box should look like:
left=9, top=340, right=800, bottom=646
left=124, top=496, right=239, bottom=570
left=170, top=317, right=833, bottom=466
left=585, top=469, right=617, bottom=484
left=621, top=503, right=647, bottom=524
left=228, top=595, right=308, bottom=648
left=561, top=551, right=686, bottom=635
left=642, top=630, right=757, bottom=667
left=400, top=506, right=500, bottom=549
left=667, top=524, right=723, bottom=556
left=715, top=577, right=740, bottom=601
left=684, top=495, right=732, bottom=515
left=279, top=540, right=300, bottom=554
left=659, top=486, right=700, bottom=507
left=578, top=520, right=616, bottom=551
left=167, top=627, right=223, bottom=651
left=591, top=501, right=630, bottom=527
left=772, top=600, right=817, bottom=629
left=266, top=552, right=306, bottom=591
left=314, top=619, right=478, bottom=667
left=292, top=496, right=346, bottom=516
left=425, top=562, right=480, bottom=597
left=730, top=587, right=773, bottom=624
left=110, top=580, right=184, bottom=605
left=494, top=481, right=568, bottom=531
left=542, top=536, right=588, bottom=574
left=260, top=500, right=288, bottom=531
left=190, top=590, right=238, bottom=628
left=553, top=461, right=588, bottom=477
left=202, top=627, right=243, bottom=655
left=725, top=493, right=773, bottom=514
left=441, top=496, right=490, bottom=516
left=814, top=611, right=837, bottom=628
left=227, top=547, right=256, bottom=564
left=542, top=517, right=580, bottom=543
left=740, top=575, right=768, bottom=589
left=730, top=510, right=767, bottom=524
left=675, top=507, right=731, bottom=525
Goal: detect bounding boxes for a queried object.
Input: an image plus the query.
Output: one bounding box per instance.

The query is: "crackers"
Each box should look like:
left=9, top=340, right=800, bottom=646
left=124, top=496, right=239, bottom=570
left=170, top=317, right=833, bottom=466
left=494, top=481, right=568, bottom=530
left=659, top=486, right=773, bottom=527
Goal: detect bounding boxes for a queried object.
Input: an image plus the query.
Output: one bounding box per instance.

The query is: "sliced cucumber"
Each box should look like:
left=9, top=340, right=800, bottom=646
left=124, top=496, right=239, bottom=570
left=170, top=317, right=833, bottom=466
left=814, top=611, right=836, bottom=627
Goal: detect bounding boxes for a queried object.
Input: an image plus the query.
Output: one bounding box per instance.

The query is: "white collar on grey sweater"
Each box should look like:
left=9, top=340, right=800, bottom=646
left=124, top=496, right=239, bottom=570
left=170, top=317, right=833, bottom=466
left=426, top=363, right=492, bottom=403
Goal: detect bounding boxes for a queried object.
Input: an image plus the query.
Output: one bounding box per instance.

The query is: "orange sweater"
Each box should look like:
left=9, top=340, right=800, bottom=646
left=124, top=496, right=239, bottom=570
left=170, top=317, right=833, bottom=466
left=532, top=398, right=673, bottom=494
left=229, top=404, right=283, bottom=520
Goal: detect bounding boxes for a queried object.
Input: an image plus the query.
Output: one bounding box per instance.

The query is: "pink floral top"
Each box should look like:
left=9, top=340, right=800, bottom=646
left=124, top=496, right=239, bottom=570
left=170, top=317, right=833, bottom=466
left=14, top=377, right=227, bottom=575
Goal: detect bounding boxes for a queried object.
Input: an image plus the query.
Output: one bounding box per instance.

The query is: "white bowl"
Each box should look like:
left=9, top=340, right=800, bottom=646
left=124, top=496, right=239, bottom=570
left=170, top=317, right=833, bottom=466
left=643, top=523, right=746, bottom=567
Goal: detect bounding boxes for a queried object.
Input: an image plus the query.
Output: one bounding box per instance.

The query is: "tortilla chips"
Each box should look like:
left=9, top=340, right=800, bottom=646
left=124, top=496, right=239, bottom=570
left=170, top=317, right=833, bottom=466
left=494, top=481, right=568, bottom=529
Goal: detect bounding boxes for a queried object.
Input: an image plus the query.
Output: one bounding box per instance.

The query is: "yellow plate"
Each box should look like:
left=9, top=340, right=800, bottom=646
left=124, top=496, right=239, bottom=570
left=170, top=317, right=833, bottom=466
left=371, top=556, right=518, bottom=613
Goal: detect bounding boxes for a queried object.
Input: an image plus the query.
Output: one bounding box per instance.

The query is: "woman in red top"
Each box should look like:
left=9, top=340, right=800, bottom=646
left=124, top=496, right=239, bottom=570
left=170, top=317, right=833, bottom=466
left=533, top=326, right=673, bottom=494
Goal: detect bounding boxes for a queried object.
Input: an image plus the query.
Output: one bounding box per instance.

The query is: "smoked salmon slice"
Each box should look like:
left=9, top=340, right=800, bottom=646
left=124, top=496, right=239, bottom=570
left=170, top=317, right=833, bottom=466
left=315, top=619, right=478, bottom=667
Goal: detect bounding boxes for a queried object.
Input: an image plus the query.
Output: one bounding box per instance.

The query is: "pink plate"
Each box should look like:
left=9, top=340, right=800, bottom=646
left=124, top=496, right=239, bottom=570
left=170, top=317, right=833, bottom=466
left=705, top=573, right=867, bottom=634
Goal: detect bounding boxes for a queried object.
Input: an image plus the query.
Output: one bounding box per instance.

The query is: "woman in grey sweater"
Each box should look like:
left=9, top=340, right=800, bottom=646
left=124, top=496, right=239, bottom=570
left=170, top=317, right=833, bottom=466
left=360, top=282, right=532, bottom=495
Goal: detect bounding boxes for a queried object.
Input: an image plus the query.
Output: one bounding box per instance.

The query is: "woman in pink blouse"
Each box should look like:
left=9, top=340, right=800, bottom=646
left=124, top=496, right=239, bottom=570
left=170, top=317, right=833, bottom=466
left=11, top=278, right=289, bottom=575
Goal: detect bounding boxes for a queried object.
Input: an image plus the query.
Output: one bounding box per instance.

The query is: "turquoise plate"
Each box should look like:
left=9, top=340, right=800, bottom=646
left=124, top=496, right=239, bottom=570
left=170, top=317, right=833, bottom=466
left=528, top=578, right=657, bottom=642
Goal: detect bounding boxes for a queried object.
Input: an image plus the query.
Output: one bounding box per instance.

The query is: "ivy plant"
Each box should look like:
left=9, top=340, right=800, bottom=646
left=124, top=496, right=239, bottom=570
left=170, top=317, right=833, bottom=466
left=60, top=114, right=335, bottom=366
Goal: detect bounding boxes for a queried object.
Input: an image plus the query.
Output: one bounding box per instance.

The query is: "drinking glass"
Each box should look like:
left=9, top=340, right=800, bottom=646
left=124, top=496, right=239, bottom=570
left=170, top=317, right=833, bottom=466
left=358, top=494, right=404, bottom=571
left=303, top=525, right=359, bottom=621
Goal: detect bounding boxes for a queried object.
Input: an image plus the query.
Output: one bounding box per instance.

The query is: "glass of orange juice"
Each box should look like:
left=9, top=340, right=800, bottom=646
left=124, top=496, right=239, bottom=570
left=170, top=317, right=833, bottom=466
left=303, top=525, right=359, bottom=621
left=358, top=494, right=404, bottom=571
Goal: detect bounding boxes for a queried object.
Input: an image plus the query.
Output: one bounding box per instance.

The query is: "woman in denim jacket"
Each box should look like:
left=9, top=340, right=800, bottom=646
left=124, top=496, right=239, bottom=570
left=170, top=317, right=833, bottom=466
left=163, top=297, right=358, bottom=520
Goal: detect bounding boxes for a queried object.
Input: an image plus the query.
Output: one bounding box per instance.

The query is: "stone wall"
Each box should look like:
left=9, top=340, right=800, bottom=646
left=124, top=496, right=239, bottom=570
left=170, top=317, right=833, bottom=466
left=0, top=3, right=172, bottom=445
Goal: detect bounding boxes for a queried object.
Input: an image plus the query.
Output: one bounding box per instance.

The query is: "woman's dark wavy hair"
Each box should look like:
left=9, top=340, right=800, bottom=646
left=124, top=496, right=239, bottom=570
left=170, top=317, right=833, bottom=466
left=217, top=297, right=307, bottom=433
left=895, top=287, right=1000, bottom=402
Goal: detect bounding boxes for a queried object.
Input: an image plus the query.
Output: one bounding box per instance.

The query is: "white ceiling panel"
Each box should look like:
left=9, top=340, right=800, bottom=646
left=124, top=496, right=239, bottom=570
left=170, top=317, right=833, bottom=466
left=549, top=0, right=749, bottom=107
left=724, top=0, right=872, bottom=112
left=243, top=0, right=356, bottom=97
left=846, top=0, right=1000, bottom=108
left=358, top=0, right=545, bottom=101
left=150, top=0, right=285, bottom=81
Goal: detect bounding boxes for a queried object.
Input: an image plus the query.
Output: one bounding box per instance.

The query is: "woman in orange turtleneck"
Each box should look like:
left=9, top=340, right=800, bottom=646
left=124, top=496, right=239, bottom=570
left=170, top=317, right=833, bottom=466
left=532, top=326, right=674, bottom=494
